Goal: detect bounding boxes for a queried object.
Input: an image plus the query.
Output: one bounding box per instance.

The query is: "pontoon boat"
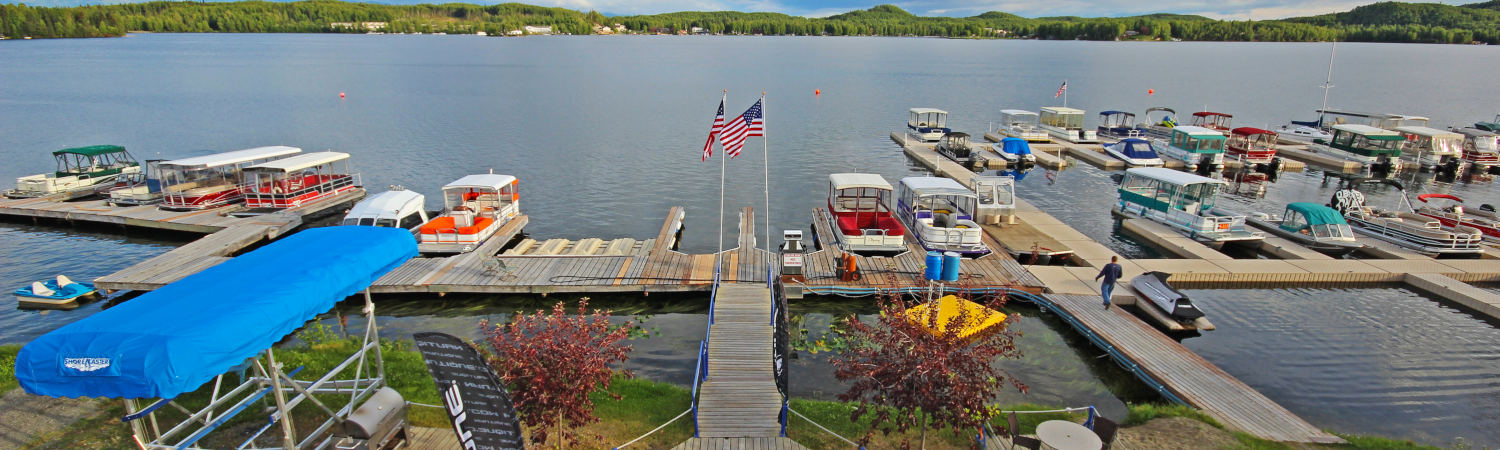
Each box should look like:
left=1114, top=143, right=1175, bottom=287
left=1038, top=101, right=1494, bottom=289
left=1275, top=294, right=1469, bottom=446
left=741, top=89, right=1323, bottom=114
left=1154, top=125, right=1226, bottom=172
left=1330, top=180, right=1482, bottom=255
left=997, top=110, right=1050, bottom=142
left=106, top=160, right=165, bottom=206
left=1141, top=107, right=1178, bottom=139
left=1097, top=111, right=1142, bottom=139
left=240, top=151, right=360, bottom=210
left=1452, top=127, right=1500, bottom=174
left=158, top=146, right=303, bottom=211
left=417, top=174, right=520, bottom=253
left=1395, top=126, right=1465, bottom=174
left=1103, top=138, right=1165, bottom=167
left=822, top=173, right=906, bottom=254
left=908, top=108, right=950, bottom=142
left=5, top=145, right=140, bottom=199
left=1039, top=107, right=1097, bottom=143
left=1113, top=167, right=1263, bottom=244
left=1413, top=194, right=1500, bottom=244
left=894, top=177, right=989, bottom=256
left=1225, top=127, right=1281, bottom=168
left=1189, top=111, right=1233, bottom=132
left=991, top=137, right=1036, bottom=165
left=1237, top=202, right=1364, bottom=256
left=342, top=187, right=430, bottom=234
left=1308, top=124, right=1404, bottom=177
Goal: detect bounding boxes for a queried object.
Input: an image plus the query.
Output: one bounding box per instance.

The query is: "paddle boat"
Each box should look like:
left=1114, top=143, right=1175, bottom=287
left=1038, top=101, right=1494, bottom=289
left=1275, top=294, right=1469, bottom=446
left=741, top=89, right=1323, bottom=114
left=1189, top=111, right=1233, bottom=132
left=908, top=108, right=950, bottom=143
left=1129, top=272, right=1205, bottom=322
left=1225, top=127, right=1283, bottom=170
left=997, top=110, right=1050, bottom=142
left=1308, top=124, right=1404, bottom=177
left=14, top=275, right=97, bottom=309
left=239, top=151, right=360, bottom=210
left=417, top=173, right=521, bottom=254
left=822, top=173, right=906, bottom=254
left=904, top=295, right=1007, bottom=340
left=894, top=177, right=989, bottom=256
left=1141, top=107, right=1178, bottom=139
left=1039, top=107, right=1097, bottom=143
left=971, top=175, right=1016, bottom=225
left=1097, top=111, right=1142, bottom=139
left=1153, top=125, right=1226, bottom=173
left=1395, top=126, right=1466, bottom=175
left=5, top=145, right=140, bottom=199
left=990, top=137, right=1036, bottom=166
left=158, top=146, right=303, bottom=211
left=342, top=187, right=430, bottom=235
left=1103, top=138, right=1165, bottom=167
left=1329, top=180, right=1483, bottom=256
left=1112, top=167, right=1263, bottom=245
left=1453, top=128, right=1500, bottom=174
left=106, top=160, right=165, bottom=206
left=1236, top=202, right=1364, bottom=257
left=935, top=132, right=981, bottom=169
left=1413, top=194, right=1500, bottom=244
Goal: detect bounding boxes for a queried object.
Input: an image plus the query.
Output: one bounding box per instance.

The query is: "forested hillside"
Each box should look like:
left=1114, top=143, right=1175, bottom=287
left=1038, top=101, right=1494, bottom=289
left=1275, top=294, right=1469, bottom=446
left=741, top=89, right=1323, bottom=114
left=1, top=0, right=1496, bottom=44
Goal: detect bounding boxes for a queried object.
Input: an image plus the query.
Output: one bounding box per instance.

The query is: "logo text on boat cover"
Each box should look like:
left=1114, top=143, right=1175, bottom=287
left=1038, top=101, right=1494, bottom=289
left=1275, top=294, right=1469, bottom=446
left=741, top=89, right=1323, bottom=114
left=61, top=357, right=118, bottom=376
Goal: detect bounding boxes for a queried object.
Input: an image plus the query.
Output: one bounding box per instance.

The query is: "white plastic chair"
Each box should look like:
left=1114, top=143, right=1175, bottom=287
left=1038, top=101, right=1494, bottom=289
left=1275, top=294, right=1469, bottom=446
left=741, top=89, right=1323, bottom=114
left=31, top=281, right=56, bottom=297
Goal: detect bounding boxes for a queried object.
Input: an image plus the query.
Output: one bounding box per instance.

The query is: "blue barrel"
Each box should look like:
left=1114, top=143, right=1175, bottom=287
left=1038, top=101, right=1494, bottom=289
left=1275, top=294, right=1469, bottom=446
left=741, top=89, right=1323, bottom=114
left=941, top=251, right=961, bottom=282
left=924, top=251, right=944, bottom=281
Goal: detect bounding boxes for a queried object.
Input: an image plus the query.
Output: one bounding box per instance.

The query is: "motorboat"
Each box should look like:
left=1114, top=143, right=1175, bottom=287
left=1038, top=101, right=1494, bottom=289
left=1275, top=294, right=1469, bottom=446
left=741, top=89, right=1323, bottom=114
left=1396, top=126, right=1466, bottom=175
left=1097, top=111, right=1143, bottom=139
left=990, top=137, right=1036, bottom=165
left=894, top=177, right=989, bottom=256
left=1039, top=107, right=1097, bottom=143
left=1276, top=124, right=1332, bottom=143
left=1452, top=127, right=1500, bottom=174
left=822, top=173, right=906, bottom=254
left=14, top=275, right=97, bottom=309
left=1189, top=111, right=1233, bottom=132
left=1307, top=124, right=1404, bottom=177
left=1329, top=180, right=1483, bottom=256
left=1413, top=194, right=1500, bottom=244
left=5, top=145, right=140, bottom=199
left=342, top=187, right=430, bottom=234
left=1112, top=167, right=1263, bottom=244
left=908, top=108, right=950, bottom=143
left=935, top=132, right=981, bottom=169
left=1153, top=125, right=1226, bottom=172
left=417, top=173, right=521, bottom=254
left=158, top=146, right=303, bottom=211
left=1476, top=114, right=1500, bottom=132
left=1236, top=202, right=1364, bottom=257
left=997, top=110, right=1050, bottom=142
left=106, top=160, right=165, bottom=206
left=1318, top=109, right=1430, bottom=130
left=1225, top=127, right=1283, bottom=171
left=1140, top=107, right=1178, bottom=139
left=239, top=151, right=360, bottom=210
left=1128, top=272, right=1204, bottom=321
left=970, top=175, right=1016, bottom=225
left=1103, top=138, right=1165, bottom=167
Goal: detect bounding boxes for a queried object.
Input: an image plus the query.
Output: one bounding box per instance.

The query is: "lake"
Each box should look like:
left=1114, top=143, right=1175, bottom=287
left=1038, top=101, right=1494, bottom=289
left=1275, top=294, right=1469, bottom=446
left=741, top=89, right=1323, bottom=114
left=3, top=33, right=1499, bottom=446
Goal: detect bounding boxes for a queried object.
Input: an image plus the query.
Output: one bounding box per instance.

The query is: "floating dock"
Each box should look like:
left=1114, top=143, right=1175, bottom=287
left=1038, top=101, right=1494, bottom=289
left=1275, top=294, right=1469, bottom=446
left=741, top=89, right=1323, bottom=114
left=690, top=284, right=787, bottom=439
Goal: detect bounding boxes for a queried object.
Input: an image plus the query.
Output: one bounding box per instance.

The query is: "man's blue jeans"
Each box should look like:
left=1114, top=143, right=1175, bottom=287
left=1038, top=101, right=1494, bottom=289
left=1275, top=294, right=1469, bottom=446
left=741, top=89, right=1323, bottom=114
left=1101, top=282, right=1114, bottom=305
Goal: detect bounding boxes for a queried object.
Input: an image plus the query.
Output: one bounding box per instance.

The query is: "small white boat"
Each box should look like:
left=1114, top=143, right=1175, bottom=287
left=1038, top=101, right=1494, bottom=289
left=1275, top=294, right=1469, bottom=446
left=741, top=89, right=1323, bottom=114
left=15, top=275, right=97, bottom=308
left=1129, top=272, right=1205, bottom=321
left=1140, top=107, right=1179, bottom=139
left=971, top=175, right=1016, bottom=225
left=417, top=174, right=521, bottom=253
left=990, top=137, right=1036, bottom=165
left=822, top=173, right=906, bottom=254
left=1039, top=107, right=1097, bottom=143
left=1330, top=180, right=1483, bottom=256
left=997, top=110, right=1050, bottom=142
left=342, top=187, right=430, bottom=234
left=1395, top=126, right=1466, bottom=174
left=5, top=145, right=140, bottom=199
left=907, top=108, right=950, bottom=143
left=894, top=177, right=989, bottom=256
left=107, top=160, right=166, bottom=206
left=1232, top=202, right=1364, bottom=257
left=1113, top=167, right=1263, bottom=245
left=935, top=132, right=981, bottom=168
left=1275, top=124, right=1331, bottom=143
left=1103, top=138, right=1165, bottom=167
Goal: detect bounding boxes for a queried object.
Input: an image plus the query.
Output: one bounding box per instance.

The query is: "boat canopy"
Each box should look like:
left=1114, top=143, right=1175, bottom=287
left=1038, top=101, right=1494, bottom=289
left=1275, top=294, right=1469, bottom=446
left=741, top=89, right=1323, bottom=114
left=1231, top=127, right=1275, bottom=137
left=829, top=173, right=893, bottom=190
left=1286, top=202, right=1346, bottom=225
left=1171, top=125, right=1225, bottom=137
left=1116, top=139, right=1159, bottom=159
left=1332, top=124, right=1403, bottom=140
left=443, top=174, right=517, bottom=191
left=909, top=108, right=947, bottom=115
left=1042, top=106, right=1085, bottom=115
left=53, top=145, right=128, bottom=157
left=15, top=226, right=417, bottom=399
left=1000, top=109, right=1038, bottom=117
left=1099, top=110, right=1130, bottom=116
left=1192, top=111, right=1232, bottom=118
left=1394, top=126, right=1462, bottom=139
left=1124, top=167, right=1227, bottom=186
left=1453, top=128, right=1497, bottom=139
left=999, top=138, right=1032, bottom=156
left=901, top=176, right=974, bottom=197
left=243, top=151, right=350, bottom=173
left=161, top=146, right=303, bottom=169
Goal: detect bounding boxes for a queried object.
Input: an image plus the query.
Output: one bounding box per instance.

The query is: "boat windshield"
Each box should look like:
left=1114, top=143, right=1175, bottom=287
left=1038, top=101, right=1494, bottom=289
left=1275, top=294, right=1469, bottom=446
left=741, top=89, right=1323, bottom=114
left=1171, top=183, right=1220, bottom=214
left=1434, top=136, right=1462, bottom=154
left=1311, top=223, right=1354, bottom=239
left=1473, top=137, right=1499, bottom=152
left=832, top=187, right=888, bottom=213
left=975, top=181, right=1014, bottom=206
left=1174, top=134, right=1224, bottom=151
left=1046, top=112, right=1083, bottom=129
left=1333, top=132, right=1402, bottom=152
left=917, top=194, right=975, bottom=216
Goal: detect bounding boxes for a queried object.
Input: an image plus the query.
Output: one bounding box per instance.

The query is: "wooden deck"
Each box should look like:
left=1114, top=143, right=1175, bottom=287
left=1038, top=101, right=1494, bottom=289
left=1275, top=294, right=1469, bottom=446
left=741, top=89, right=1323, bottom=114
left=1030, top=293, right=1343, bottom=444
left=405, top=426, right=458, bottom=448
left=674, top=437, right=807, bottom=450
left=695, top=284, right=784, bottom=439
left=0, top=188, right=362, bottom=234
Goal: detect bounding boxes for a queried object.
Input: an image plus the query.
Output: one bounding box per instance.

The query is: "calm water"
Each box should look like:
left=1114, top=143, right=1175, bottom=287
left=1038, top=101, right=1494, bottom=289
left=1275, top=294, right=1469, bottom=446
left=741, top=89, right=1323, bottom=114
left=3, top=34, right=1500, bottom=445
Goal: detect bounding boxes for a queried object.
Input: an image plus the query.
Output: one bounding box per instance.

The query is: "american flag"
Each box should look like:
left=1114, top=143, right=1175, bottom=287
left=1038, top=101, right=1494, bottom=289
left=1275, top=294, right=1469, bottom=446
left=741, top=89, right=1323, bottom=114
left=719, top=98, right=765, bottom=158
left=702, top=95, right=725, bottom=161
left=1055, top=81, right=1067, bottom=98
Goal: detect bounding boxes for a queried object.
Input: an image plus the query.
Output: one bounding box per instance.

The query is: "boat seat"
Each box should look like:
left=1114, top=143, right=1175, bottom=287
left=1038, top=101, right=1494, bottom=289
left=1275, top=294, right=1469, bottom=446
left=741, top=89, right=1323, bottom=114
left=31, top=281, right=55, bottom=297
left=56, top=275, right=75, bottom=287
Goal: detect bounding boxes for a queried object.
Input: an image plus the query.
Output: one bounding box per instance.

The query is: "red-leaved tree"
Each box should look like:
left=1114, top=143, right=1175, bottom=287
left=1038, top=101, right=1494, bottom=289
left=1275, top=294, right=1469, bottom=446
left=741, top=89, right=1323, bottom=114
left=480, top=298, right=639, bottom=448
left=829, top=292, right=1026, bottom=449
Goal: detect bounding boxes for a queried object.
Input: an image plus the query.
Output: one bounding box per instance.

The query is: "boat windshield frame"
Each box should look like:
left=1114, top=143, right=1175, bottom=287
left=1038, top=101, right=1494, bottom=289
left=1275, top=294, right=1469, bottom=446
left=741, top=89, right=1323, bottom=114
left=1170, top=127, right=1227, bottom=152
left=909, top=108, right=948, bottom=129
left=52, top=146, right=137, bottom=177
left=1041, top=107, right=1085, bottom=130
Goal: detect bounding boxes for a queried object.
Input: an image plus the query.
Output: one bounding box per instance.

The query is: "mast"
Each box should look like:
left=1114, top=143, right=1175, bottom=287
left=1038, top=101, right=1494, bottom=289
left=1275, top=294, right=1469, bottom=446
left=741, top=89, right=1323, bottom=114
left=1317, top=43, right=1336, bottom=125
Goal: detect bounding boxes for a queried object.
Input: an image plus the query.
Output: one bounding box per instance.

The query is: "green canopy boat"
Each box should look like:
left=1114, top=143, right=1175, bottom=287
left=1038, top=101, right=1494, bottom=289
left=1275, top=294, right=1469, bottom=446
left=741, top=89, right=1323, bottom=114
left=5, top=145, right=140, bottom=199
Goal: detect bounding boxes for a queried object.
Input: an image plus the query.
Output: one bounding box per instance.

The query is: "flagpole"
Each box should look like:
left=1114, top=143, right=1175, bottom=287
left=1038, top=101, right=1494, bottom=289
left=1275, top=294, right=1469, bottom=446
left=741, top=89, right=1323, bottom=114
left=760, top=92, right=771, bottom=256
left=1063, top=79, right=1069, bottom=108
left=717, top=91, right=728, bottom=280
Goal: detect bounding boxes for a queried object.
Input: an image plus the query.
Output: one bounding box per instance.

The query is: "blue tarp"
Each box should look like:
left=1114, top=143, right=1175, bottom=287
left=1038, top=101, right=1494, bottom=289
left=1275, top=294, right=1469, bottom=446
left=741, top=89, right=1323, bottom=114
left=1117, top=138, right=1159, bottom=159
left=16, top=226, right=417, bottom=399
left=999, top=137, right=1033, bottom=156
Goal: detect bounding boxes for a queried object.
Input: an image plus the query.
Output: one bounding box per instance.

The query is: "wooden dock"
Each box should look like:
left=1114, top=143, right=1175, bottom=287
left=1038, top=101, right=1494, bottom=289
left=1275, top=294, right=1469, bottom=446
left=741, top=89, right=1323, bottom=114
left=694, top=284, right=785, bottom=439
left=674, top=437, right=807, bottom=450
left=1029, top=293, right=1342, bottom=444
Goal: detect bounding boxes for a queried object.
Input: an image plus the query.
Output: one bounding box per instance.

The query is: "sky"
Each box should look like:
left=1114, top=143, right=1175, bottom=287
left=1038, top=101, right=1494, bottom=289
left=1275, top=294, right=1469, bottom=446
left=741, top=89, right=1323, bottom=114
left=17, top=0, right=1484, bottom=20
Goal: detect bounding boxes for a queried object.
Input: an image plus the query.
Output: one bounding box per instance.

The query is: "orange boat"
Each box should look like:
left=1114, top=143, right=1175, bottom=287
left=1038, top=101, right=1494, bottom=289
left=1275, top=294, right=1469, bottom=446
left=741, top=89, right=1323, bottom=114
left=417, top=174, right=520, bottom=253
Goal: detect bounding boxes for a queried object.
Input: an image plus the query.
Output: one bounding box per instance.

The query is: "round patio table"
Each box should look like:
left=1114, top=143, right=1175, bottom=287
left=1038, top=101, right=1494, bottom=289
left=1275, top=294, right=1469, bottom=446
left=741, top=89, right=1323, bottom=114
left=1035, top=420, right=1102, bottom=450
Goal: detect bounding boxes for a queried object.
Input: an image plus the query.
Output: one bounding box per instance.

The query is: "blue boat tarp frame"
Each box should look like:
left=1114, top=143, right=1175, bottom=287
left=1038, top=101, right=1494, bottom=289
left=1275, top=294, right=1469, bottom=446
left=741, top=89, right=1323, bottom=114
left=15, top=226, right=418, bottom=449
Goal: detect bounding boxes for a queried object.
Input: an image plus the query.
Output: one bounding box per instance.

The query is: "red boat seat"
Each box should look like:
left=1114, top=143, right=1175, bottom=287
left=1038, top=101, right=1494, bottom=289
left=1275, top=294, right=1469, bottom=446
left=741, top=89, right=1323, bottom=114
left=836, top=213, right=905, bottom=237
left=418, top=217, right=495, bottom=235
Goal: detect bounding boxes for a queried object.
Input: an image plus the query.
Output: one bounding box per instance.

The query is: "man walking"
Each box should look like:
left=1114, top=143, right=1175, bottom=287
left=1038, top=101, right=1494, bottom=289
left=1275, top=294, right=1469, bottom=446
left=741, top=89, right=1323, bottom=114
left=1095, top=256, right=1123, bottom=309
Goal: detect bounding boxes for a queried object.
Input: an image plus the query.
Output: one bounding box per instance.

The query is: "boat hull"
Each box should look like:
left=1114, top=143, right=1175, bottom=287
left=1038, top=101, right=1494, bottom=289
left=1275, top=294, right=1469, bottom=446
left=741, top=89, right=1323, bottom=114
left=1244, top=216, right=1364, bottom=257
left=1113, top=204, right=1264, bottom=244
left=1103, top=147, right=1164, bottom=167
left=1128, top=272, right=1205, bottom=321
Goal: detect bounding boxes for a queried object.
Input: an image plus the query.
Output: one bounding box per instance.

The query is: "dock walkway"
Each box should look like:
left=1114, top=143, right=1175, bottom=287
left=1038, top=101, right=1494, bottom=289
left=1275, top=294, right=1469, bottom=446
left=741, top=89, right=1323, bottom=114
left=694, top=284, right=784, bottom=439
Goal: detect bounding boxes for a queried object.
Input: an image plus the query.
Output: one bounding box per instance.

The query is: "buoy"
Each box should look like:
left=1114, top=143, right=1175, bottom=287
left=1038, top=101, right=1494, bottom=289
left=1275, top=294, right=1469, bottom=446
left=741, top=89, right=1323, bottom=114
left=814, top=89, right=821, bottom=96
left=1147, top=89, right=1155, bottom=95
left=339, top=92, right=346, bottom=98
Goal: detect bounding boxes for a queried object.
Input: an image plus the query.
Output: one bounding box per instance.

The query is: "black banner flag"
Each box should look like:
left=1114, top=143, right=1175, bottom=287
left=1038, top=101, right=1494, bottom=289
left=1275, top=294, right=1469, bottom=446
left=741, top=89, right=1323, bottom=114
left=413, top=332, right=524, bottom=450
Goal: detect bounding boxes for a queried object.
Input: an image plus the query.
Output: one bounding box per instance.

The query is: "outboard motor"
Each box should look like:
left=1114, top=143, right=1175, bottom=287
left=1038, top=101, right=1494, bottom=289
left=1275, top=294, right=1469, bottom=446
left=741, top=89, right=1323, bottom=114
left=1481, top=204, right=1496, bottom=213
left=1370, top=158, right=1393, bottom=179
left=1195, top=161, right=1219, bottom=176
left=1109, top=173, right=1125, bottom=185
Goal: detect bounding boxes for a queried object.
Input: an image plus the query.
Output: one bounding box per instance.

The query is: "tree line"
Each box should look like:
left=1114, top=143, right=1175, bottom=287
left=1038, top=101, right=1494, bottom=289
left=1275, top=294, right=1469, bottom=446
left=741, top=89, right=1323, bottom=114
left=2, top=0, right=1498, bottom=44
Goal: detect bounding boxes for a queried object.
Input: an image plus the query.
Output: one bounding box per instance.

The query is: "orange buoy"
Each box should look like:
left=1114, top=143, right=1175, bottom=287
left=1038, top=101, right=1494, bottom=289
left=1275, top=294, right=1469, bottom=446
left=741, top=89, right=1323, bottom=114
left=814, top=89, right=821, bottom=96
left=339, top=92, right=346, bottom=98
left=1147, top=89, right=1155, bottom=96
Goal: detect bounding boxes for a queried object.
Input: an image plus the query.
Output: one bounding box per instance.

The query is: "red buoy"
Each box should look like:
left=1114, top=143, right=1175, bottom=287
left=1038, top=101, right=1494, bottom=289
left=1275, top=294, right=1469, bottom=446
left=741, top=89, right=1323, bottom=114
left=339, top=92, right=346, bottom=99
left=814, top=89, right=821, bottom=96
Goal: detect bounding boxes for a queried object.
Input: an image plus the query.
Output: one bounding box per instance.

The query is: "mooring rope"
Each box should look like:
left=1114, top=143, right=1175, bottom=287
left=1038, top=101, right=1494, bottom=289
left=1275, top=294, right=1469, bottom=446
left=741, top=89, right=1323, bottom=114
left=612, top=408, right=692, bottom=449
left=789, top=407, right=863, bottom=448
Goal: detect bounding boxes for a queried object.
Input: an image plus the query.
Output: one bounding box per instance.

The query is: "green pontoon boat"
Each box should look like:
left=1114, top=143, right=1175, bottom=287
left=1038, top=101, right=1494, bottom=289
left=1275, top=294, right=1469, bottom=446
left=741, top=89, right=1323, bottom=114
left=5, top=145, right=139, bottom=199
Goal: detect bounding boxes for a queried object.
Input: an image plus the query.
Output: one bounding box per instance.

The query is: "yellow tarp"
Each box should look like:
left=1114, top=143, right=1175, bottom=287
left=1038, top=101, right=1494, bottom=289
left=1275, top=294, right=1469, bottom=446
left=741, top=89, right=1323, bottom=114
left=903, top=295, right=1008, bottom=340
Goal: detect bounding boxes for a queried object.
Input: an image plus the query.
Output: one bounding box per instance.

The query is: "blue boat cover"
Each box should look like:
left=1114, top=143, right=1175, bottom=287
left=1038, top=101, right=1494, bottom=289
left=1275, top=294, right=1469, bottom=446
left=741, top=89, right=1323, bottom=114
left=16, top=226, right=417, bottom=399
left=1099, top=110, right=1128, bottom=116
left=1117, top=139, right=1159, bottom=159
left=999, top=137, right=1033, bottom=156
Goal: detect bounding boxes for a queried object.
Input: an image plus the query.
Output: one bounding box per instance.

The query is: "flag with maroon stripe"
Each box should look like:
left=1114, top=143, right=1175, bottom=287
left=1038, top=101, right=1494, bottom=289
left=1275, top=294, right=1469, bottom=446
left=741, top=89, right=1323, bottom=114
left=719, top=98, right=764, bottom=158
left=1054, top=81, right=1067, bottom=98
left=702, top=95, right=726, bottom=161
